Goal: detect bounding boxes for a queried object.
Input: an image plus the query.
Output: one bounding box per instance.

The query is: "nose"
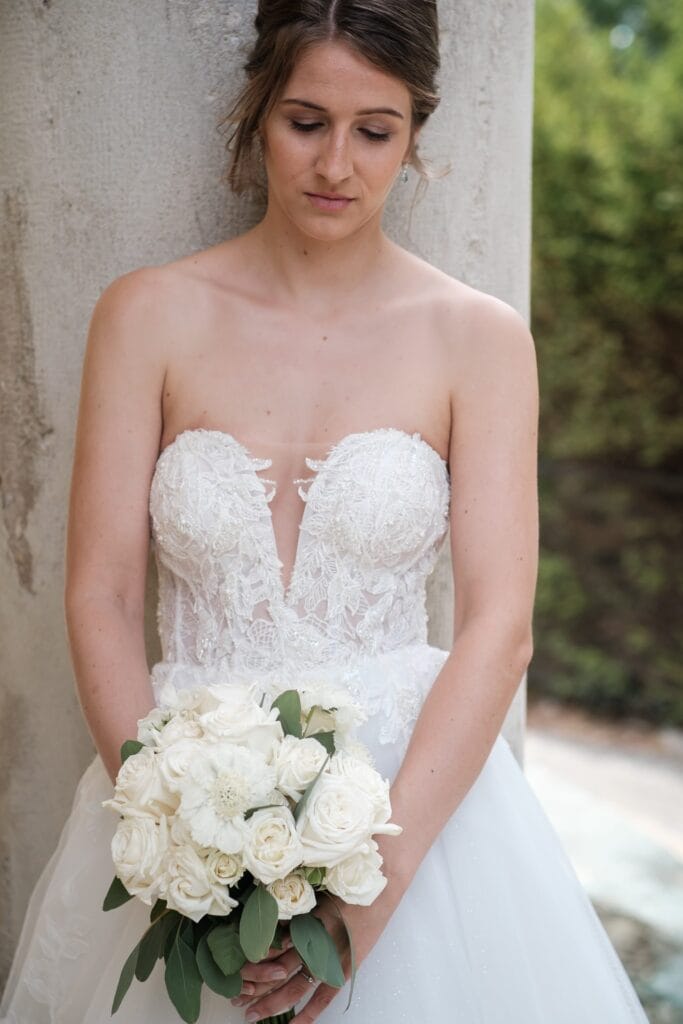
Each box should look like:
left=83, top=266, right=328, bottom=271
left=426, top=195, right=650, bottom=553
left=314, top=127, right=353, bottom=184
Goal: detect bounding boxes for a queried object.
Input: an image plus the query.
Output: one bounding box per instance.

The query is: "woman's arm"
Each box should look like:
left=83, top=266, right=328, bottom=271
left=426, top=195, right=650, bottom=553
left=378, top=292, right=539, bottom=890
left=64, top=269, right=170, bottom=787
left=244, top=293, right=540, bottom=1024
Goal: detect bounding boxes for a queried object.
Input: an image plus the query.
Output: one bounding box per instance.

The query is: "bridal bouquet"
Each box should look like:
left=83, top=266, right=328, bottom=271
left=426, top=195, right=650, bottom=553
left=101, top=678, right=402, bottom=1023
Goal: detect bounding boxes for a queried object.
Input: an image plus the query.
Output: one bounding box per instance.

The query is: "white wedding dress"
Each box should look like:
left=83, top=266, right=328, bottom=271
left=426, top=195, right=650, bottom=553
left=0, top=426, right=650, bottom=1023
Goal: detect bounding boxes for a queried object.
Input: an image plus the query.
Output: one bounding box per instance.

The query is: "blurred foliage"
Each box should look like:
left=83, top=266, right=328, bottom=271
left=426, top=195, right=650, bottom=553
left=529, top=0, right=683, bottom=724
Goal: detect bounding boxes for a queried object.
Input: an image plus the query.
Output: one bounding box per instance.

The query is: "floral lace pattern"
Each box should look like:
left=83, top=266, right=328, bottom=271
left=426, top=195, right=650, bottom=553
left=149, top=427, right=451, bottom=684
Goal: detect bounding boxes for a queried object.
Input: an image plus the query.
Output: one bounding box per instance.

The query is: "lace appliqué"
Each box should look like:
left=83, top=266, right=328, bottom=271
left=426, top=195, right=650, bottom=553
left=149, top=427, right=450, bottom=682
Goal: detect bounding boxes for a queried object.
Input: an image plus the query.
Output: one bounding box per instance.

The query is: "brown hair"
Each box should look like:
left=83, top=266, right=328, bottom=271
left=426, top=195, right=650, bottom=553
left=217, top=0, right=443, bottom=200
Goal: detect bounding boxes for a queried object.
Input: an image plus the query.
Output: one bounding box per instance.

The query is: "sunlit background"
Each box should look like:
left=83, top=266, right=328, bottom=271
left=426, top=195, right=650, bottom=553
left=526, top=1, right=683, bottom=1019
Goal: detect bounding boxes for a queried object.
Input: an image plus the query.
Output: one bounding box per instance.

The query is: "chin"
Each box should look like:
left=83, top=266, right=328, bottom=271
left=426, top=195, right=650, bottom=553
left=290, top=213, right=361, bottom=242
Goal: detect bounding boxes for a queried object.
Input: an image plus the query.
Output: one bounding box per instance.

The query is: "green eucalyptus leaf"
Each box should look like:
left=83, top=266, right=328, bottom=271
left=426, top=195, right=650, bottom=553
left=271, top=690, right=303, bottom=738
left=196, top=931, right=244, bottom=996
left=324, top=896, right=357, bottom=1010
left=135, top=913, right=171, bottom=982
left=120, top=739, right=145, bottom=763
left=111, top=939, right=140, bottom=1014
left=150, top=898, right=167, bottom=922
left=289, top=913, right=345, bottom=989
left=165, top=921, right=203, bottom=1022
left=206, top=922, right=246, bottom=975
left=102, top=875, right=133, bottom=911
left=239, top=885, right=279, bottom=962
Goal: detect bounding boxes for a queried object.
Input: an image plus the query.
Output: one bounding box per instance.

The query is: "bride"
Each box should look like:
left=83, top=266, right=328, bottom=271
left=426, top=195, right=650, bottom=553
left=1, top=2, right=650, bottom=1022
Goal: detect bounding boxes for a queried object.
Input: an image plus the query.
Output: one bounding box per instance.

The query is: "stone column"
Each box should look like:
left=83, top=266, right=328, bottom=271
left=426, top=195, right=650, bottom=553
left=0, top=0, right=535, bottom=984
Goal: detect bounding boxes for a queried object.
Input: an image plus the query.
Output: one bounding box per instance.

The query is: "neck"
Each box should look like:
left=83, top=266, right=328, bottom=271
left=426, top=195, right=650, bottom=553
left=245, top=194, right=395, bottom=316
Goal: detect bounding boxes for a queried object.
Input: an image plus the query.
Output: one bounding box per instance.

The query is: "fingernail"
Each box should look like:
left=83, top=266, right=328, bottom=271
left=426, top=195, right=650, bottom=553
left=271, top=968, right=287, bottom=979
left=246, top=1013, right=259, bottom=1022
left=242, top=983, right=255, bottom=994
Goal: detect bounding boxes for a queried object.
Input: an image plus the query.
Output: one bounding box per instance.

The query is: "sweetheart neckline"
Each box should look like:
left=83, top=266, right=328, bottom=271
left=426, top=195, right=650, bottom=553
left=152, top=424, right=451, bottom=608
left=156, top=425, right=450, bottom=478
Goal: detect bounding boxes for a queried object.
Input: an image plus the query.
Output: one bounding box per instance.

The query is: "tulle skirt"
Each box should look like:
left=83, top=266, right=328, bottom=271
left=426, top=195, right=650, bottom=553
left=0, top=643, right=649, bottom=1022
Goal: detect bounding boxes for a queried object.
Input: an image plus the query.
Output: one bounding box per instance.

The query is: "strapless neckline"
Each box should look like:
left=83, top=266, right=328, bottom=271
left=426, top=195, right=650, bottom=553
left=151, top=425, right=451, bottom=609
left=156, top=425, right=450, bottom=478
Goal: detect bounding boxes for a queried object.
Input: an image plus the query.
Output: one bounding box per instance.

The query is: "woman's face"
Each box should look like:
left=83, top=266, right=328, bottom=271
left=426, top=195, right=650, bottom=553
left=259, top=39, right=417, bottom=240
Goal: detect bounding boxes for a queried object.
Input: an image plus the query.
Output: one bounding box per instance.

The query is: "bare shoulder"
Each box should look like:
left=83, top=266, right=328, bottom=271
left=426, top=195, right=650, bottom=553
left=90, top=240, right=235, bottom=357
left=396, top=249, right=536, bottom=394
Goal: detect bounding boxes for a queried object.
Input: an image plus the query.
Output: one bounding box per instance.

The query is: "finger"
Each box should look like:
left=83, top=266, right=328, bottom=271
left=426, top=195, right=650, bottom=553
left=263, top=933, right=293, bottom=957
left=234, top=952, right=305, bottom=1003
left=236, top=966, right=315, bottom=1021
left=239, top=946, right=300, bottom=985
left=290, top=982, right=339, bottom=1023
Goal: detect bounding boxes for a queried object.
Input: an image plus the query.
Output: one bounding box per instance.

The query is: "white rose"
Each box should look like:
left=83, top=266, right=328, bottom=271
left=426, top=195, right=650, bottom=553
left=156, top=681, right=203, bottom=714
left=156, top=713, right=204, bottom=749
left=174, top=743, right=277, bottom=854
left=170, top=813, right=195, bottom=847
left=110, top=814, right=169, bottom=905
left=266, top=870, right=317, bottom=920
left=242, top=806, right=305, bottom=885
left=324, top=838, right=388, bottom=906
left=205, top=849, right=245, bottom=888
left=196, top=686, right=284, bottom=760
left=164, top=844, right=239, bottom=922
left=328, top=750, right=400, bottom=833
left=157, top=737, right=206, bottom=793
left=296, top=774, right=376, bottom=867
left=275, top=735, right=329, bottom=801
left=103, top=746, right=178, bottom=819
left=136, top=706, right=172, bottom=746
left=194, top=681, right=260, bottom=713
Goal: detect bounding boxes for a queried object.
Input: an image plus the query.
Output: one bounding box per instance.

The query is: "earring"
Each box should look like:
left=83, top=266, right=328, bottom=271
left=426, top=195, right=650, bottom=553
left=401, top=164, right=409, bottom=183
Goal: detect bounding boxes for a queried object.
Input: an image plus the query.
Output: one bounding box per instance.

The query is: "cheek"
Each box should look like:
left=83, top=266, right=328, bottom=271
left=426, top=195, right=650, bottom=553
left=266, top=127, right=311, bottom=173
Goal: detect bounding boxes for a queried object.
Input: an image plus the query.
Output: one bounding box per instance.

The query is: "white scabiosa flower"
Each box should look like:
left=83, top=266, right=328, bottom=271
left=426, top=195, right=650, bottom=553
left=174, top=743, right=277, bottom=854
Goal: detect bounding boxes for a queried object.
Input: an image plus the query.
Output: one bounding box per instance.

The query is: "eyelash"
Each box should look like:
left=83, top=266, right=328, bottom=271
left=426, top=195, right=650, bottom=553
left=287, top=118, right=392, bottom=143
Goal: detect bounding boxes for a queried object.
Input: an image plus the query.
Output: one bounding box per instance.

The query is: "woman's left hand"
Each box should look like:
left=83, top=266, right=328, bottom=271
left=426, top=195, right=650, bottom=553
left=231, top=876, right=405, bottom=1023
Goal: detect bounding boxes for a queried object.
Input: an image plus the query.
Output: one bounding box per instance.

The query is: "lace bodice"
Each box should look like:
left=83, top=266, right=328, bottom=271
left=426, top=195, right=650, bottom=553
left=148, top=426, right=451, bottom=684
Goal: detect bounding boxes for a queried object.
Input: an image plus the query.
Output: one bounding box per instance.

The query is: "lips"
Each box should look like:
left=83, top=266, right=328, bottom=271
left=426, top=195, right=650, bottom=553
left=305, top=192, right=354, bottom=212
left=307, top=192, right=353, bottom=200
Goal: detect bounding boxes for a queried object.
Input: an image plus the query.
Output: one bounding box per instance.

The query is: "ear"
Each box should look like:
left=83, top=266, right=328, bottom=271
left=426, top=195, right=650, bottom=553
left=404, top=124, right=423, bottom=163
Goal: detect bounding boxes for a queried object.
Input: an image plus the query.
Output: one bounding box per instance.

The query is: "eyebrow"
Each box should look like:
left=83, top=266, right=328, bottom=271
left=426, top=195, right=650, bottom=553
left=280, top=97, right=405, bottom=119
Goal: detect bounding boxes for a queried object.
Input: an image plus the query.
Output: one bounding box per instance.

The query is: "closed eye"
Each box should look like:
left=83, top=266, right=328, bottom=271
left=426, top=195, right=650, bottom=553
left=287, top=119, right=391, bottom=143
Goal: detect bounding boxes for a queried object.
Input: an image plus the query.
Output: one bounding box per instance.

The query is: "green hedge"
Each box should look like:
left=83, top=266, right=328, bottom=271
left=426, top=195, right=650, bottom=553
left=529, top=0, right=683, bottom=724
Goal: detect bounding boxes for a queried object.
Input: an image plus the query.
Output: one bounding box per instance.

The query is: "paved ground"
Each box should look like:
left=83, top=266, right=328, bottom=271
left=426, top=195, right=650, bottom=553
left=524, top=699, right=683, bottom=1023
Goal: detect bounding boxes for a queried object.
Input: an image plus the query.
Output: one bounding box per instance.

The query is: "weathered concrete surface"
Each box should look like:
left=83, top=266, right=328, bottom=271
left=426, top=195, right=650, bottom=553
left=0, top=0, right=535, bottom=986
